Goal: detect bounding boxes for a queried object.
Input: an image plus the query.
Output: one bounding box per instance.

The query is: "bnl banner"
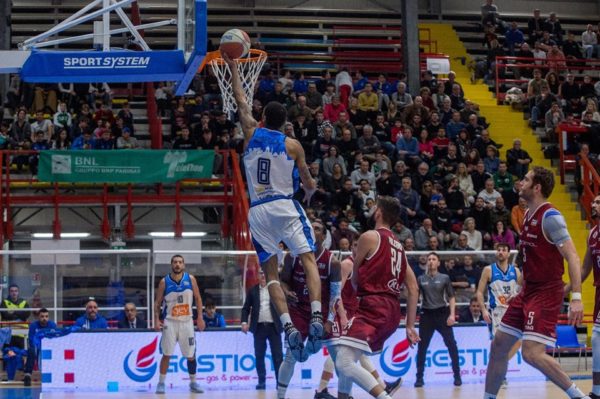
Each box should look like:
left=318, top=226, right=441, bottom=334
left=42, top=327, right=542, bottom=391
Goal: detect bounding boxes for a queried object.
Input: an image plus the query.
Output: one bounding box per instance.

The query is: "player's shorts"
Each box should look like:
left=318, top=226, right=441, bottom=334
left=490, top=306, right=508, bottom=336
left=338, top=295, right=401, bottom=354
left=498, top=280, right=563, bottom=347
left=249, top=198, right=316, bottom=264
left=593, top=287, right=600, bottom=333
left=160, top=318, right=196, bottom=358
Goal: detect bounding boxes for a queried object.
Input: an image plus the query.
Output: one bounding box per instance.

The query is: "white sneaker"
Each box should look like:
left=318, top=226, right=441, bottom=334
left=190, top=382, right=204, bottom=393
left=156, top=382, right=166, bottom=394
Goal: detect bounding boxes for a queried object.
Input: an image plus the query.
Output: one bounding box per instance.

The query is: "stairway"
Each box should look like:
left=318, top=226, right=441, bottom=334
left=421, top=23, right=593, bottom=312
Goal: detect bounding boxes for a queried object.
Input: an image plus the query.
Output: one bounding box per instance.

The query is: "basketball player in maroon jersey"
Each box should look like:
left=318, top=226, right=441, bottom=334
left=573, top=195, right=600, bottom=399
left=314, top=241, right=402, bottom=399
left=484, top=167, right=588, bottom=399
left=330, top=196, right=419, bottom=399
left=277, top=220, right=343, bottom=399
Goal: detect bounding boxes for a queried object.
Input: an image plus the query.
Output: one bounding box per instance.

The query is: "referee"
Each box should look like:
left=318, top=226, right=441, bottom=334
left=414, top=252, right=461, bottom=388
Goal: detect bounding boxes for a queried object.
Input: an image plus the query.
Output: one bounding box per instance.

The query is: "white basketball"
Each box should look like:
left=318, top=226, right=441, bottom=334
left=219, top=29, right=251, bottom=59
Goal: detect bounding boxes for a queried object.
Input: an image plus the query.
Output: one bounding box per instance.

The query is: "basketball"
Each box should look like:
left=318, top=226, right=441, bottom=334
left=219, top=28, right=251, bottom=59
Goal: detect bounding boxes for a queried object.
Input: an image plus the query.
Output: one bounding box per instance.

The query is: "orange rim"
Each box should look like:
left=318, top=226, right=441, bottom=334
left=198, top=49, right=267, bottom=72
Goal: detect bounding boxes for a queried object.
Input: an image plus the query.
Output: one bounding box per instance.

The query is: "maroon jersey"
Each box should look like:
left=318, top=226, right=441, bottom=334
left=290, top=248, right=332, bottom=315
left=519, top=202, right=564, bottom=284
left=588, top=225, right=600, bottom=287
left=341, top=256, right=358, bottom=315
left=357, top=228, right=407, bottom=298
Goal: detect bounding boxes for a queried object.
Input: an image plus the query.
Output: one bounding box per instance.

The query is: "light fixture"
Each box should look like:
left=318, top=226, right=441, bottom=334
left=149, top=232, right=207, bottom=237
left=32, top=232, right=91, bottom=238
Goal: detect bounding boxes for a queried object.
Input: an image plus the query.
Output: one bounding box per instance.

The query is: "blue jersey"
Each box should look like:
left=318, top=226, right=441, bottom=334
left=163, top=272, right=194, bottom=321
left=244, top=127, right=300, bottom=207
left=488, top=263, right=519, bottom=309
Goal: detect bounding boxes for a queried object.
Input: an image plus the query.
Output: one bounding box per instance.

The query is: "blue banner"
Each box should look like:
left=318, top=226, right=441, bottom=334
left=21, top=50, right=186, bottom=83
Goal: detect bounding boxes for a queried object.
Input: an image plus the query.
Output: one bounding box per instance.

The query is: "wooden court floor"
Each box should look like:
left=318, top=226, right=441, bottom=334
left=26, top=379, right=593, bottom=399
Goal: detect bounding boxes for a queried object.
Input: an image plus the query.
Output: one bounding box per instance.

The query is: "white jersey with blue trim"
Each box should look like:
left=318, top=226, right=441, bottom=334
left=488, top=263, right=519, bottom=309
left=244, top=127, right=300, bottom=206
left=162, top=272, right=194, bottom=322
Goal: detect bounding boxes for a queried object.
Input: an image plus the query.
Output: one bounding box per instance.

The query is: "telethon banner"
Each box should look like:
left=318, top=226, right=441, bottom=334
left=38, top=150, right=214, bottom=183
left=41, top=326, right=542, bottom=392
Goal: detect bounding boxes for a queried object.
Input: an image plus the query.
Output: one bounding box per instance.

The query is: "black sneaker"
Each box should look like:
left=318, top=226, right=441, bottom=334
left=453, top=375, right=462, bottom=386
left=255, top=382, right=266, bottom=390
left=414, top=378, right=424, bottom=388
left=24, top=374, right=31, bottom=387
left=589, top=393, right=600, bottom=399
left=306, top=311, right=324, bottom=355
left=284, top=322, right=307, bottom=362
left=314, top=388, right=337, bottom=399
left=384, top=377, right=402, bottom=396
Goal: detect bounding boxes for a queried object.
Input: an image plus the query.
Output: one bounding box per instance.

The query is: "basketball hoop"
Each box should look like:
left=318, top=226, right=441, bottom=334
left=208, top=49, right=267, bottom=115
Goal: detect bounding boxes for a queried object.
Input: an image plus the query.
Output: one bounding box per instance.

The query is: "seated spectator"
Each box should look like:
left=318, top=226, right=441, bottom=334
left=527, top=69, right=549, bottom=109
left=532, top=41, right=547, bottom=65
left=322, top=145, right=347, bottom=177
left=350, top=159, right=376, bottom=189
left=562, top=31, right=583, bottom=60
left=287, top=95, right=312, bottom=122
left=530, top=86, right=556, bottom=129
left=332, top=218, right=359, bottom=249
left=438, top=97, right=455, bottom=126
left=24, top=308, right=56, bottom=386
left=370, top=150, right=389, bottom=178
left=420, top=70, right=438, bottom=91
left=483, top=145, right=500, bottom=174
left=75, top=300, right=108, bottom=330
left=582, top=24, right=598, bottom=58
left=417, top=128, right=435, bottom=164
left=0, top=285, right=30, bottom=349
left=322, top=82, right=336, bottom=105
left=53, top=102, right=72, bottom=133
left=432, top=198, right=458, bottom=248
left=29, top=131, right=50, bottom=175
left=117, top=101, right=135, bottom=134
left=446, top=112, right=466, bottom=141
left=559, top=73, right=582, bottom=114
left=52, top=128, right=71, bottom=150
left=375, top=168, right=394, bottom=196
left=426, top=235, right=442, bottom=251
left=323, top=95, right=346, bottom=123
left=478, top=178, right=502, bottom=208
left=357, top=83, right=379, bottom=123
left=445, top=176, right=466, bottom=215
left=117, top=302, right=147, bottom=329
left=402, top=96, right=430, bottom=125
left=95, top=129, right=115, bottom=150
left=293, top=72, right=309, bottom=95
left=203, top=299, right=226, bottom=328
left=414, top=218, right=437, bottom=250
left=527, top=9, right=545, bottom=44
left=306, top=82, right=323, bottom=113
left=71, top=130, right=96, bottom=150
left=396, top=126, right=420, bottom=166
left=490, top=196, right=511, bottom=227
left=30, top=110, right=54, bottom=142
left=93, top=102, right=115, bottom=126
left=432, top=128, right=450, bottom=159
left=504, top=22, right=525, bottom=55
left=461, top=217, right=483, bottom=250
left=455, top=129, right=472, bottom=160
left=457, top=162, right=476, bottom=205
left=493, top=161, right=514, bottom=193
left=511, top=196, right=528, bottom=235
left=544, top=102, right=564, bottom=141
left=458, top=297, right=484, bottom=323
left=491, top=220, right=516, bottom=249
left=172, top=126, right=197, bottom=150
left=546, top=45, right=566, bottom=72
left=411, top=161, right=432, bottom=191
left=444, top=71, right=464, bottom=97
left=333, top=111, right=356, bottom=140
left=396, top=176, right=422, bottom=226
left=453, top=233, right=474, bottom=251
left=513, top=43, right=534, bottom=80
left=116, top=127, right=139, bottom=149
left=450, top=84, right=466, bottom=111
left=155, top=81, right=171, bottom=117
left=581, top=76, right=596, bottom=102
left=88, top=82, right=112, bottom=106
left=312, top=125, right=336, bottom=162
left=469, top=196, right=492, bottom=237
left=432, top=83, right=450, bottom=111
left=506, top=139, right=532, bottom=178
left=391, top=82, right=413, bottom=111
left=545, top=12, right=563, bottom=44
left=392, top=220, right=414, bottom=243
left=546, top=71, right=560, bottom=96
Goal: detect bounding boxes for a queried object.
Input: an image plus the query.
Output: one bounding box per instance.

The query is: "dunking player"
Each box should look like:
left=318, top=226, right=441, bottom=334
left=277, top=220, right=343, bottom=399
left=154, top=255, right=205, bottom=394
left=476, top=243, right=522, bottom=380
left=314, top=241, right=402, bottom=399
left=224, top=54, right=323, bottom=361
left=330, top=196, right=420, bottom=399
left=484, top=167, right=589, bottom=399
left=571, top=195, right=600, bottom=399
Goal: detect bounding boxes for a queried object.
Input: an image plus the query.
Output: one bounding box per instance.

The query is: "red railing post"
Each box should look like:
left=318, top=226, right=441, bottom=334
left=173, top=181, right=183, bottom=237
left=125, top=184, right=135, bottom=239
left=52, top=182, right=61, bottom=239
left=101, top=184, right=110, bottom=240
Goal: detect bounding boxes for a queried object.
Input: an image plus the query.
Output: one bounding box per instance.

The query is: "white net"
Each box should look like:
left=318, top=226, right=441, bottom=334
left=209, top=50, right=267, bottom=116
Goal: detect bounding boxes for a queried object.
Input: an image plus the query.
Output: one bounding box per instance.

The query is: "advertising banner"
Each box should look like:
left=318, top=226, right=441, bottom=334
left=38, top=150, right=214, bottom=183
left=42, top=326, right=542, bottom=392
left=21, top=50, right=186, bottom=83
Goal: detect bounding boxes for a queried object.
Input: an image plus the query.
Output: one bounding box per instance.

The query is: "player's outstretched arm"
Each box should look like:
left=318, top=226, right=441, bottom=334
left=222, top=53, right=258, bottom=141
left=287, top=138, right=316, bottom=190
left=403, top=266, right=420, bottom=347
left=476, top=266, right=492, bottom=324
left=558, top=239, right=583, bottom=325
left=328, top=257, right=346, bottom=328
left=190, top=275, right=205, bottom=331
left=154, top=278, right=165, bottom=330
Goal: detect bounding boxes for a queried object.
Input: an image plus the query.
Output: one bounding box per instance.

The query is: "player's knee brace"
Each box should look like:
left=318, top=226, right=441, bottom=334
left=593, top=330, right=600, bottom=372
left=334, top=347, right=378, bottom=393
left=359, top=354, right=376, bottom=373
left=187, top=358, right=197, bottom=375
left=278, top=350, right=296, bottom=386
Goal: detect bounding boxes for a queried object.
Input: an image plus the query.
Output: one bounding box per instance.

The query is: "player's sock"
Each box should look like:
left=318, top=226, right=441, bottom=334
left=483, top=394, right=497, bottom=399
left=375, top=392, right=391, bottom=399
left=280, top=313, right=292, bottom=327
left=311, top=301, right=322, bottom=315
left=565, top=384, right=585, bottom=399
left=189, top=374, right=196, bottom=383
left=158, top=374, right=166, bottom=384
left=318, top=356, right=335, bottom=391
left=277, top=383, right=288, bottom=399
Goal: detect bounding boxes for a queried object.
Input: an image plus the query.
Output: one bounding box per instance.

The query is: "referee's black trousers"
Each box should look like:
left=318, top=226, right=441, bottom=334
left=415, top=307, right=460, bottom=380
